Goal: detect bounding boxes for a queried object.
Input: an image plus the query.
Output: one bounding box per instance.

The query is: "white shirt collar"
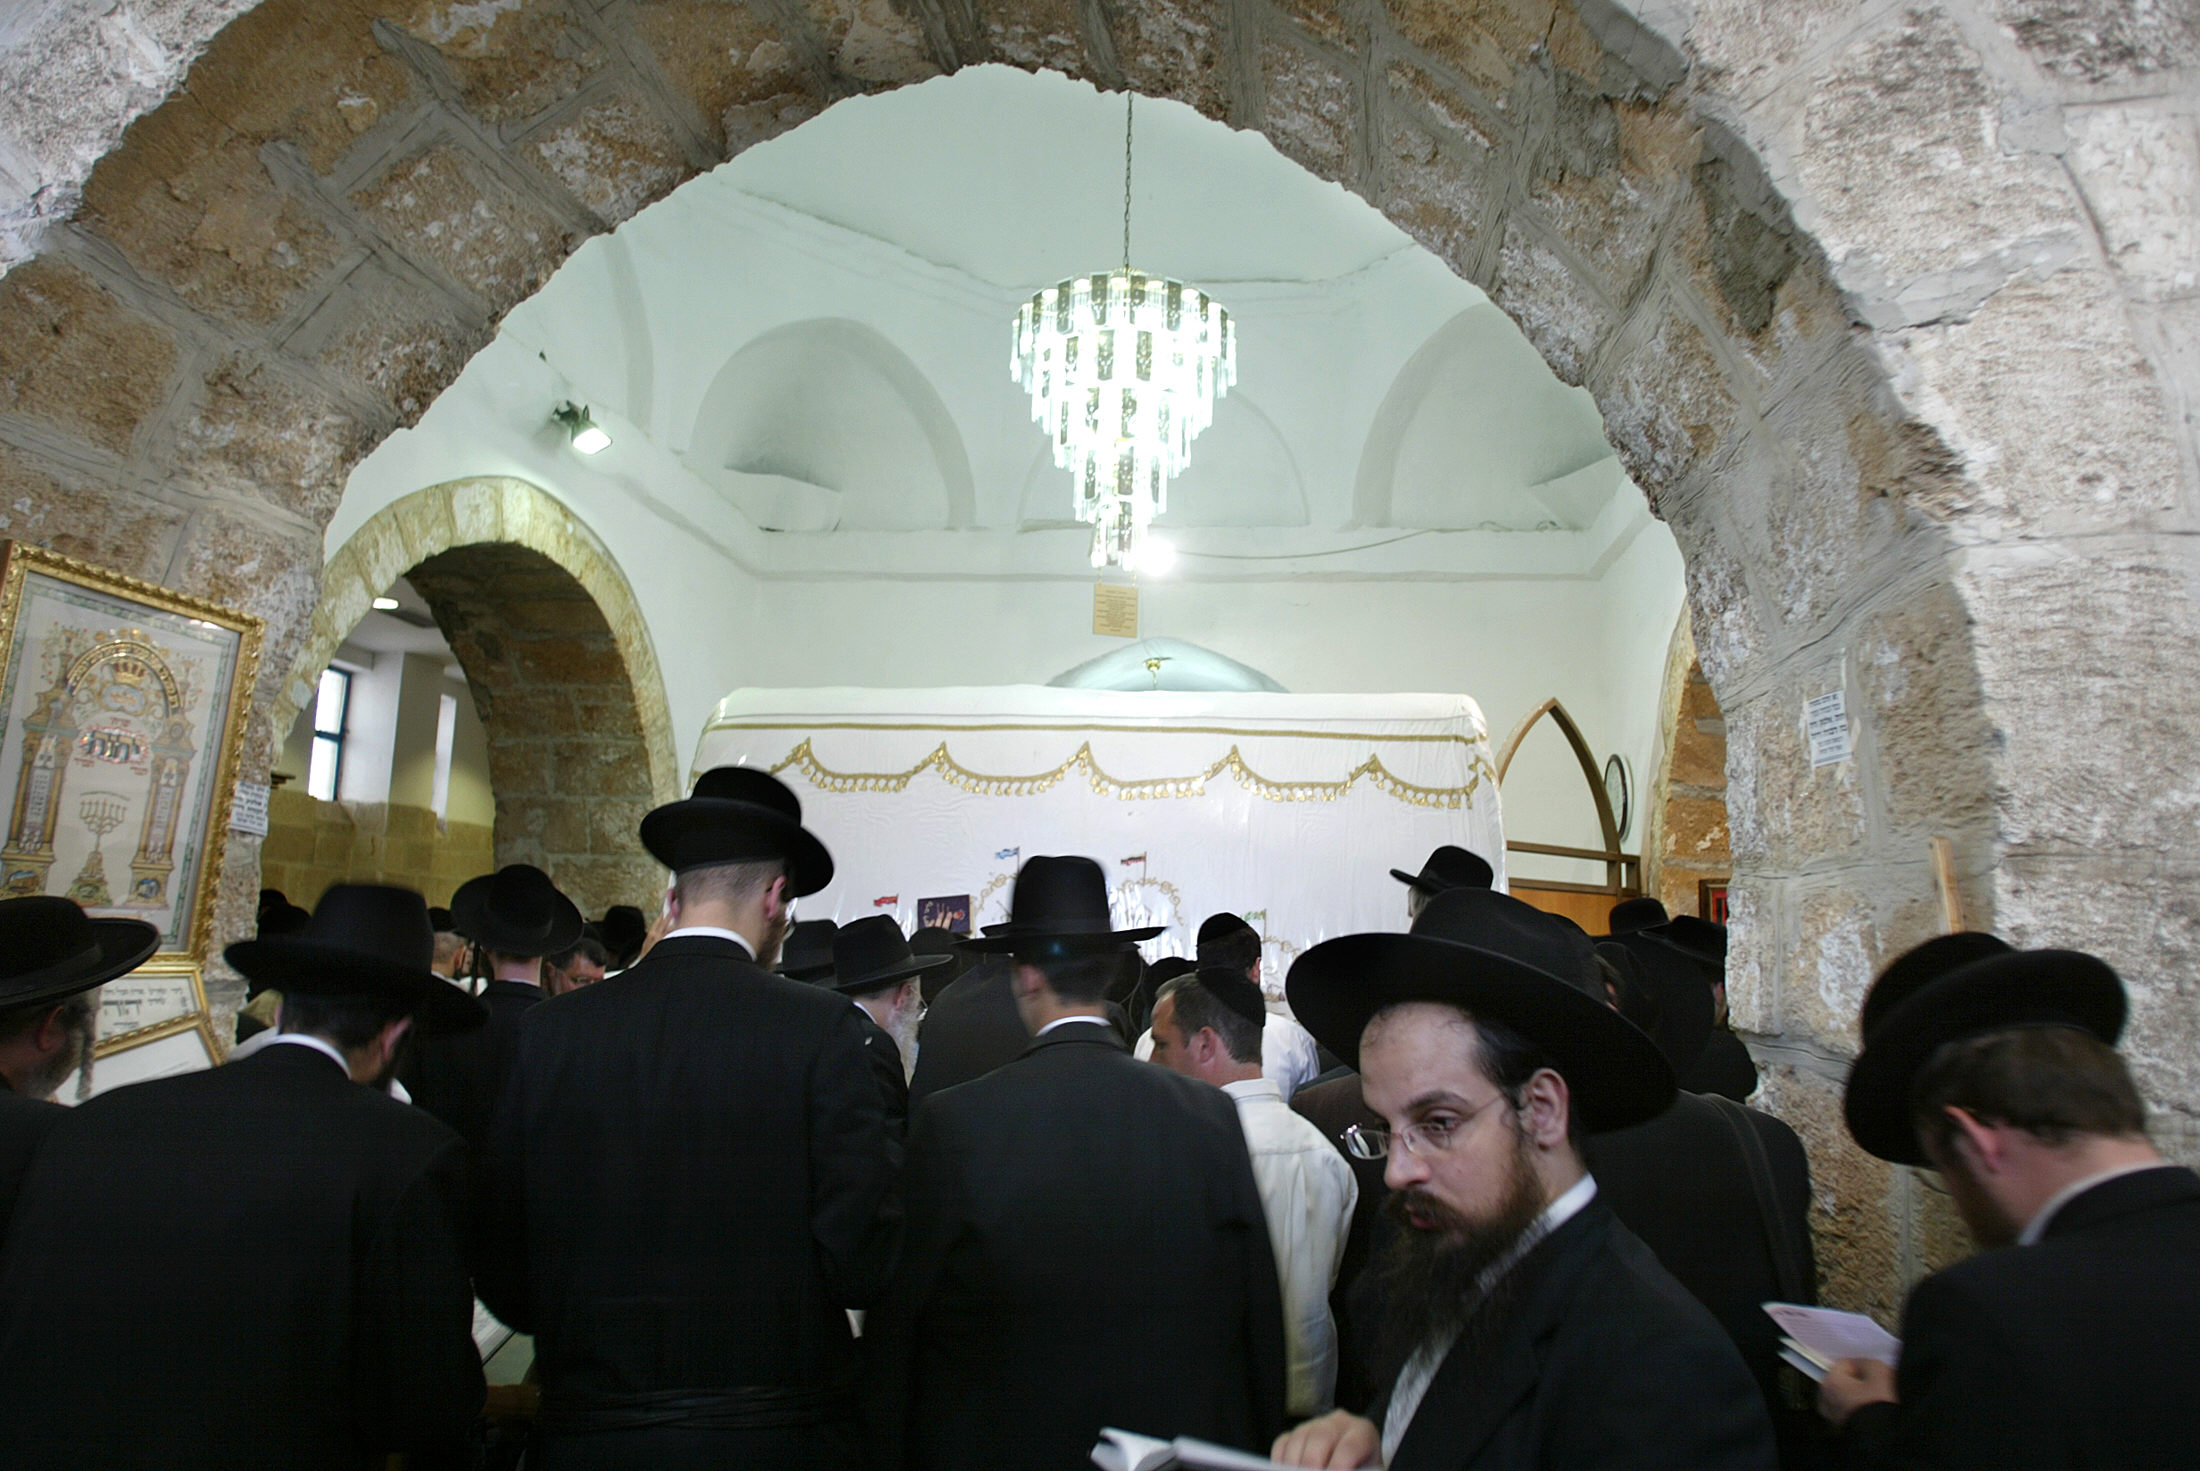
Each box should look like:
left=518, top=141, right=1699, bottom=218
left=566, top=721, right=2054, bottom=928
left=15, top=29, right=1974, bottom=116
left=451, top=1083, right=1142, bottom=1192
left=663, top=925, right=756, bottom=959
left=1036, top=1014, right=1110, bottom=1037
left=266, top=1032, right=351, bottom=1077
left=2018, top=1161, right=2165, bottom=1245
left=1222, top=1076, right=1282, bottom=1102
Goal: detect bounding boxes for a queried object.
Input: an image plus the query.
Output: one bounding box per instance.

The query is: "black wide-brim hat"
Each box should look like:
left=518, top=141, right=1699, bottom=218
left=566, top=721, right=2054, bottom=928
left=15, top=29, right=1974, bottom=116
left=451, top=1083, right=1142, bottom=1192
left=0, top=896, right=160, bottom=1011
left=1598, top=933, right=1716, bottom=1075
left=640, top=766, right=833, bottom=896
left=1858, top=931, right=2012, bottom=1042
left=1605, top=896, right=1670, bottom=934
left=1638, top=915, right=1727, bottom=970
left=1391, top=844, right=1495, bottom=895
left=226, top=883, right=487, bottom=1037
left=1195, top=964, right=1271, bottom=1031
left=961, top=855, right=1162, bottom=954
left=831, top=914, right=954, bottom=996
left=1288, top=888, right=1675, bottom=1133
left=1843, top=947, right=2124, bottom=1166
left=451, top=864, right=584, bottom=958
left=777, top=918, right=840, bottom=981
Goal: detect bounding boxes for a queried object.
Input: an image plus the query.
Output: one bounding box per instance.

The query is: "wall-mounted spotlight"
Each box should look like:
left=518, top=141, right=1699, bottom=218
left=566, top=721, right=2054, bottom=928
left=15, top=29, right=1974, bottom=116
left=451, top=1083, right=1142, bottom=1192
left=371, top=596, right=400, bottom=611
left=552, top=402, right=611, bottom=455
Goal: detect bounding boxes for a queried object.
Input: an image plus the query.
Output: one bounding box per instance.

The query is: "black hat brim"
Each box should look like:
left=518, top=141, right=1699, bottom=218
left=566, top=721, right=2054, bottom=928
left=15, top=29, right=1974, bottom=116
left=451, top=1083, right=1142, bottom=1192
left=1287, top=932, right=1675, bottom=1133
left=1843, top=949, right=2124, bottom=1166
left=450, top=881, right=585, bottom=959
left=831, top=953, right=956, bottom=995
left=1389, top=867, right=1438, bottom=894
left=224, top=938, right=488, bottom=1036
left=2, top=917, right=160, bottom=1010
left=639, top=798, right=833, bottom=897
left=960, top=924, right=1163, bottom=955
left=1600, top=934, right=1717, bottom=1076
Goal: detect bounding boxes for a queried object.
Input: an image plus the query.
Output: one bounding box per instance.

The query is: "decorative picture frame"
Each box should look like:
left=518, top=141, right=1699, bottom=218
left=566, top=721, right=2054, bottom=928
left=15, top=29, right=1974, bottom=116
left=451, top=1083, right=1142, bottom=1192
left=0, top=543, right=262, bottom=1062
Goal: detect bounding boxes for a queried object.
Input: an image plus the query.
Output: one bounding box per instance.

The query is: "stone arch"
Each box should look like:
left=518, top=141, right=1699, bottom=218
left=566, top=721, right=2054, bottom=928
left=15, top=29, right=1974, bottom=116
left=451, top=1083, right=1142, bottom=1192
left=282, top=477, right=678, bottom=917
left=0, top=0, right=2189, bottom=1314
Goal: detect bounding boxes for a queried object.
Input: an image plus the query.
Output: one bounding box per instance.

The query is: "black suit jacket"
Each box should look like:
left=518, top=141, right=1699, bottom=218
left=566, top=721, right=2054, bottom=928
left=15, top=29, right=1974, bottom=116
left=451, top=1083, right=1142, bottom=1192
left=1585, top=1092, right=1823, bottom=1461
left=0, top=1043, right=484, bottom=1470
left=907, top=957, right=1030, bottom=1110
left=868, top=1020, right=1287, bottom=1471
left=477, top=936, right=898, bottom=1438
left=0, top=1076, right=61, bottom=1242
left=1389, top=1195, right=1775, bottom=1471
left=1843, top=1165, right=2200, bottom=1470
left=856, top=1005, right=912, bottom=1141
left=399, top=978, right=544, bottom=1154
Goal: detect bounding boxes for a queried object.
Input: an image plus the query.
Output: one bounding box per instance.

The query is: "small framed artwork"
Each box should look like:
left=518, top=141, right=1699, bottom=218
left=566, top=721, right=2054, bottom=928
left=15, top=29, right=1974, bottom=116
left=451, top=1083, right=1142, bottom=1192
left=917, top=894, right=973, bottom=934
left=0, top=543, right=263, bottom=1062
left=1699, top=879, right=1730, bottom=925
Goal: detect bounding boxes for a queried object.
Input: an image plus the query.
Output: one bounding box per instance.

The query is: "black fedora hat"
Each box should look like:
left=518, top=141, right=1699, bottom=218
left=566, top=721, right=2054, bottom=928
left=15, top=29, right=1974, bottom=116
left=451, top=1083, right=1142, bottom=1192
left=640, top=766, right=833, bottom=896
left=0, top=896, right=159, bottom=1011
left=1639, top=915, right=1727, bottom=971
left=1844, top=947, right=2124, bottom=1166
left=778, top=918, right=840, bottom=982
left=226, top=884, right=487, bottom=1036
left=1390, top=844, right=1495, bottom=895
left=1598, top=934, right=1715, bottom=1075
left=961, top=855, right=1162, bottom=954
left=1191, top=964, right=1270, bottom=1032
left=1858, top=931, right=2012, bottom=1042
left=831, top=915, right=953, bottom=996
left=1606, top=896, right=1669, bottom=935
left=450, top=864, right=584, bottom=959
left=1288, top=887, right=1675, bottom=1133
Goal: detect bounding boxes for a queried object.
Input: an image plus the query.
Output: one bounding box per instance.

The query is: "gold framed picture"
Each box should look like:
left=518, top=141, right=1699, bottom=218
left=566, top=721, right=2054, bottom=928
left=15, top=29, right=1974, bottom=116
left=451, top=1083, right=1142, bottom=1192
left=0, top=543, right=262, bottom=1062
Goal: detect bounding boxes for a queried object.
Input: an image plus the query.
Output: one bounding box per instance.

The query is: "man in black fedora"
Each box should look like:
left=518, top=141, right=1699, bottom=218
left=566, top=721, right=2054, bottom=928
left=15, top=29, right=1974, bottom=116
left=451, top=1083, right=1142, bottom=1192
left=477, top=766, right=897, bottom=1471
left=0, top=895, right=157, bottom=1234
left=1637, top=916, right=1758, bottom=1100
left=1272, top=887, right=1773, bottom=1471
left=401, top=862, right=583, bottom=1156
left=1391, top=845, right=1496, bottom=923
left=1817, top=937, right=2200, bottom=1468
left=906, top=946, right=1030, bottom=1110
left=0, top=883, right=488, bottom=1470
left=829, top=915, right=951, bottom=1140
left=867, top=854, right=1287, bottom=1470
left=778, top=916, right=841, bottom=982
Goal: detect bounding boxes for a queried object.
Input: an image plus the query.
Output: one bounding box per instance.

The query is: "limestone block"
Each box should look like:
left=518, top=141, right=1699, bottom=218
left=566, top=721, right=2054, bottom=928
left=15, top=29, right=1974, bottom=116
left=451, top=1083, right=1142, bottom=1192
left=1852, top=580, right=1993, bottom=842
left=985, top=0, right=1089, bottom=77
left=299, top=262, right=489, bottom=424
left=547, top=853, right=664, bottom=914
left=1490, top=221, right=1614, bottom=384
left=1962, top=541, right=2200, bottom=853
left=1263, top=36, right=1355, bottom=181
left=349, top=143, right=576, bottom=309
left=1669, top=516, right=1764, bottom=697
left=1384, top=0, right=1570, bottom=100
left=185, top=0, right=419, bottom=174
left=1378, top=116, right=1498, bottom=280
left=169, top=503, right=326, bottom=669
left=1795, top=10, right=2085, bottom=311
left=1112, top=0, right=1229, bottom=119
left=513, top=795, right=593, bottom=853
left=513, top=634, right=629, bottom=687
left=1593, top=286, right=1741, bottom=497
left=1724, top=678, right=1869, bottom=871
left=487, top=737, right=555, bottom=794
left=1385, top=59, right=1506, bottom=153
left=631, top=0, right=813, bottom=154
left=1891, top=266, right=2184, bottom=537
left=172, top=357, right=372, bottom=522
left=0, top=260, right=180, bottom=457
left=532, top=93, right=689, bottom=226
left=2065, top=105, right=2200, bottom=299
left=1913, top=1172, right=1975, bottom=1278
left=397, top=0, right=608, bottom=125
left=1278, top=0, right=1354, bottom=49
left=553, top=737, right=654, bottom=795
left=1520, top=143, right=1672, bottom=309
left=587, top=798, right=653, bottom=854
left=1755, top=1061, right=1906, bottom=1318
left=0, top=450, right=188, bottom=584
left=78, top=103, right=344, bottom=330
left=1983, top=0, right=2200, bottom=84
left=804, top=0, right=940, bottom=85
left=1686, top=0, right=1894, bottom=104
left=1744, top=381, right=1909, bottom=636
left=1785, top=878, right=1906, bottom=1054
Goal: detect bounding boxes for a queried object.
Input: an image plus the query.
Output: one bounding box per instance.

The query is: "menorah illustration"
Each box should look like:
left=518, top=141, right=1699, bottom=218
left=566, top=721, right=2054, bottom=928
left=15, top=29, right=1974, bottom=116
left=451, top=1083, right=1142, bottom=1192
left=64, top=791, right=128, bottom=908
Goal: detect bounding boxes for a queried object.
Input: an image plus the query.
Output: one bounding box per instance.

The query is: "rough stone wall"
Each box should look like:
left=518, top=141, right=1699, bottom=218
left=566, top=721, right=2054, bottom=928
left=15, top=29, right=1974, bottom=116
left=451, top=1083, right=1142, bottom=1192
left=258, top=785, right=495, bottom=912
left=1640, top=620, right=1730, bottom=920
left=0, top=0, right=2191, bottom=1316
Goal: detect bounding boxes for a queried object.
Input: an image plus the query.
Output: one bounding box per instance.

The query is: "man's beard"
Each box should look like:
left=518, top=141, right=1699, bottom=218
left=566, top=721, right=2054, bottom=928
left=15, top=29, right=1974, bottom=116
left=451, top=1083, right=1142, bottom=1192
left=887, top=1001, right=924, bottom=1080
left=1367, top=1120, right=1552, bottom=1385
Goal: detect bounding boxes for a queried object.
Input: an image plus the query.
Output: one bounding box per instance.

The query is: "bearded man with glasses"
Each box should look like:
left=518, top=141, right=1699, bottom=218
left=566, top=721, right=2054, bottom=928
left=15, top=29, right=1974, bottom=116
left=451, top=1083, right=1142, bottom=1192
left=1272, top=888, right=1775, bottom=1471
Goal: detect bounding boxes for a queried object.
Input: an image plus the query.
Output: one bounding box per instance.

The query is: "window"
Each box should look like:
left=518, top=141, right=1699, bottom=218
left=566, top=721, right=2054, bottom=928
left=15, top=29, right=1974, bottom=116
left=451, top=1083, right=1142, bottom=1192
left=306, top=667, right=352, bottom=801
left=431, top=691, right=458, bottom=824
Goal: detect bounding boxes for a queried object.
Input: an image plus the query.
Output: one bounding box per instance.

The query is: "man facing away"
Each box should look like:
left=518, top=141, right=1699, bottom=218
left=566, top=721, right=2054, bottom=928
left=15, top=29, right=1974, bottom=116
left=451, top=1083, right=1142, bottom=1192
left=0, top=884, right=489, bottom=1470
left=827, top=915, right=949, bottom=1141
left=477, top=767, right=898, bottom=1471
left=1151, top=966, right=1359, bottom=1419
left=0, top=896, right=156, bottom=1238
left=1818, top=937, right=2200, bottom=1468
left=866, top=855, right=1287, bottom=1471
left=1272, top=887, right=1774, bottom=1471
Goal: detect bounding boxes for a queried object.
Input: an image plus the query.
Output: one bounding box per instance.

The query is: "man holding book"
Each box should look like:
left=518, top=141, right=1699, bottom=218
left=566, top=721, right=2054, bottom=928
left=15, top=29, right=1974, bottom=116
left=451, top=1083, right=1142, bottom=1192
left=1820, top=937, right=2200, bottom=1467
left=1270, top=888, right=1775, bottom=1471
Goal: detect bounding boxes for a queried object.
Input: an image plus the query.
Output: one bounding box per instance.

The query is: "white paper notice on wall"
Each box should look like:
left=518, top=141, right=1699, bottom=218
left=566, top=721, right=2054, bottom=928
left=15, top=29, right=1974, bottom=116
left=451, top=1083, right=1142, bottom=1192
left=1805, top=691, right=1852, bottom=768
left=230, top=781, right=271, bottom=837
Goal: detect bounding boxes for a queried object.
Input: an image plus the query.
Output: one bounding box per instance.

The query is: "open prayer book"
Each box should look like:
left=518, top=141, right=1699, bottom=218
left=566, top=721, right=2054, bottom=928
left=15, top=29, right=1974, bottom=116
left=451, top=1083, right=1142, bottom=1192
left=1092, top=1428, right=1292, bottom=1471
left=1764, top=1302, right=1902, bottom=1383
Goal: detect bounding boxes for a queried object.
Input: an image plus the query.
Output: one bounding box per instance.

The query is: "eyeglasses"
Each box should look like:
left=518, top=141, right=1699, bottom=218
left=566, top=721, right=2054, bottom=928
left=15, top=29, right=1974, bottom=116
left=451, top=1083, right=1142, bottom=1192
left=1340, top=1093, right=1508, bottom=1160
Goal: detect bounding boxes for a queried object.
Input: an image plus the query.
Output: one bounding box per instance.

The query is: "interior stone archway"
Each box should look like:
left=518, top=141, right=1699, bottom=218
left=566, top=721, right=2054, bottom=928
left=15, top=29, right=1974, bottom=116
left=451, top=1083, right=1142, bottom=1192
left=286, top=477, right=678, bottom=918
left=0, top=0, right=2192, bottom=1316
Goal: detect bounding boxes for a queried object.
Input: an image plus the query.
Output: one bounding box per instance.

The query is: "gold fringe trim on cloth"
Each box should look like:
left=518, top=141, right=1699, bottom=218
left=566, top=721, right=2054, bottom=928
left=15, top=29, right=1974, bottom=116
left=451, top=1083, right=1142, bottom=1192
left=765, top=738, right=1492, bottom=809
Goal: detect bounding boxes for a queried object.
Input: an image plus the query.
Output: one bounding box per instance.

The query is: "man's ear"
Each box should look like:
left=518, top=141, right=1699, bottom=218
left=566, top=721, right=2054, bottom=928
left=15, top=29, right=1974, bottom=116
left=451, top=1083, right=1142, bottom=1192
left=31, top=1004, right=68, bottom=1056
left=1519, top=1067, right=1572, bottom=1149
left=1942, top=1106, right=2006, bottom=1175
left=1010, top=962, right=1045, bottom=1002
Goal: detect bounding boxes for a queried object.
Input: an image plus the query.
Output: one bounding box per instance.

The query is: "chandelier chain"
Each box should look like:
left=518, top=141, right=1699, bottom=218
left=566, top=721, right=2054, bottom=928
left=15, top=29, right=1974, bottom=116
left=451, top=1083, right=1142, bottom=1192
left=1122, top=91, right=1134, bottom=269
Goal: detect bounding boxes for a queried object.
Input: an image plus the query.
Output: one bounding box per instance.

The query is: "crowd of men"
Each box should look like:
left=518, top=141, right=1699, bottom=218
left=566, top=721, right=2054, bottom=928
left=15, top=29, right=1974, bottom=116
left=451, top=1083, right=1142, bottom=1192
left=0, top=764, right=2193, bottom=1469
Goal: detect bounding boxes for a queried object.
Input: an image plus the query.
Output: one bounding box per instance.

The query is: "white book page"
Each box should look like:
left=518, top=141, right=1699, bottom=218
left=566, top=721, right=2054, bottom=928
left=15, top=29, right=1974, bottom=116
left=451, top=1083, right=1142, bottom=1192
left=1093, top=1428, right=1175, bottom=1471
left=1764, top=1302, right=1901, bottom=1365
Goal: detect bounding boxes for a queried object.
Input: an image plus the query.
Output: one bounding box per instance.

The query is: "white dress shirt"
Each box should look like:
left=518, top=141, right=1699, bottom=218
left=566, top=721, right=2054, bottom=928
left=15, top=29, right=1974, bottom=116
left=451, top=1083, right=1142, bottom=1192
left=1133, top=1013, right=1324, bottom=1101
left=1036, top=1014, right=1111, bottom=1037
left=1381, top=1174, right=1599, bottom=1464
left=1223, top=1076, right=1360, bottom=1417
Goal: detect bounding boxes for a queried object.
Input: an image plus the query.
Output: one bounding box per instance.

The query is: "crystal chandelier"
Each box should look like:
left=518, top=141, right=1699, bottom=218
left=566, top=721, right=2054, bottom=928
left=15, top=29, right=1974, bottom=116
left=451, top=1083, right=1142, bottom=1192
left=1011, top=94, right=1237, bottom=571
